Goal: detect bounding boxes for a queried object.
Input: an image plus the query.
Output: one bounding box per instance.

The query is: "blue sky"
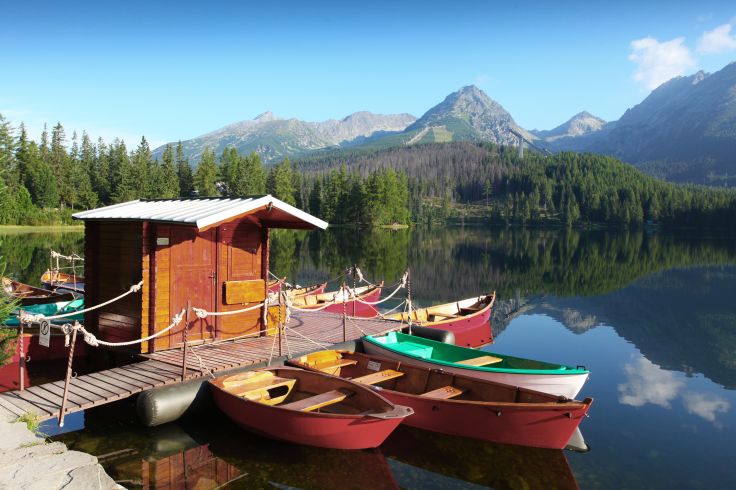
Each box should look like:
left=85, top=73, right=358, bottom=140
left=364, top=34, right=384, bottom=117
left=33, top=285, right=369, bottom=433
left=1, top=0, right=735, bottom=148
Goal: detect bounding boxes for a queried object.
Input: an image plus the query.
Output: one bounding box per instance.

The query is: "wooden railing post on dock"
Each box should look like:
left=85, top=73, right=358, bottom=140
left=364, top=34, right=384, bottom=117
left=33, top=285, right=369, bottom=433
left=277, top=292, right=283, bottom=357
left=342, top=281, right=347, bottom=342
left=58, top=324, right=78, bottom=427
left=18, top=311, right=25, bottom=391
left=407, top=268, right=412, bottom=336
left=352, top=264, right=357, bottom=318
left=181, top=301, right=190, bottom=380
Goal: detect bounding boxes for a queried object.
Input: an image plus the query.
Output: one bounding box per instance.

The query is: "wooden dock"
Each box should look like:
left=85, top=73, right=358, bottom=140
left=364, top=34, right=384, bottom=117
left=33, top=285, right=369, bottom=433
left=0, top=311, right=399, bottom=421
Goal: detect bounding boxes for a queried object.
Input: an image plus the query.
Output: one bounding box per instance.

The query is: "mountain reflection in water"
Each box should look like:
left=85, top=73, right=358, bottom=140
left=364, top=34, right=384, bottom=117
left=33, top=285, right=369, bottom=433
left=6, top=225, right=736, bottom=489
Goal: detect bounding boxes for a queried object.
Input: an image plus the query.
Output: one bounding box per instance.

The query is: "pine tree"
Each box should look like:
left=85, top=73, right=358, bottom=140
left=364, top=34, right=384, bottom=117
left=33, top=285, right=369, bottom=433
left=309, top=179, right=322, bottom=217
left=194, top=148, right=219, bottom=196
left=266, top=158, right=296, bottom=205
left=175, top=142, right=194, bottom=197
left=0, top=113, right=17, bottom=188
left=158, top=144, right=180, bottom=198
left=23, top=141, right=58, bottom=207
left=109, top=139, right=134, bottom=203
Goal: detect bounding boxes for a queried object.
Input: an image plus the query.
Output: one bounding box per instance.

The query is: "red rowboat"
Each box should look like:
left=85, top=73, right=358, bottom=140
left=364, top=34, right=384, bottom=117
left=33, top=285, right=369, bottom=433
left=267, top=278, right=285, bottom=293
left=289, top=283, right=383, bottom=317
left=289, top=350, right=592, bottom=449
left=3, top=277, right=75, bottom=306
left=384, top=293, right=496, bottom=347
left=208, top=367, right=412, bottom=449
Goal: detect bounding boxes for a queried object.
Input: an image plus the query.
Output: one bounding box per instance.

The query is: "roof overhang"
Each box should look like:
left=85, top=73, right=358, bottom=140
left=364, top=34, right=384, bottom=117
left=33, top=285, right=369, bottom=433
left=72, top=195, right=328, bottom=231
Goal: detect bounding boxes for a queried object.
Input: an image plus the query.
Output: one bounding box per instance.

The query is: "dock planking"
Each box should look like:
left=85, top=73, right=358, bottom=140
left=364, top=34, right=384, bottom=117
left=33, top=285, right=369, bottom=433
left=0, top=311, right=399, bottom=421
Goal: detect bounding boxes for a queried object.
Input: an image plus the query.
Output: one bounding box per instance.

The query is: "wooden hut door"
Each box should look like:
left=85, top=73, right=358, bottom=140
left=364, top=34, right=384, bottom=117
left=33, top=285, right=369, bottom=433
left=170, top=227, right=216, bottom=344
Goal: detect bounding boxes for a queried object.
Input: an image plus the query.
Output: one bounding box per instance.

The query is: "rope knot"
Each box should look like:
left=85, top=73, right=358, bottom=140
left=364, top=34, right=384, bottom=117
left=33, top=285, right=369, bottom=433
left=19, top=312, right=44, bottom=324
left=192, top=307, right=208, bottom=319
left=355, top=267, right=365, bottom=284
left=400, top=270, right=409, bottom=288
left=130, top=281, right=143, bottom=293
left=172, top=309, right=186, bottom=324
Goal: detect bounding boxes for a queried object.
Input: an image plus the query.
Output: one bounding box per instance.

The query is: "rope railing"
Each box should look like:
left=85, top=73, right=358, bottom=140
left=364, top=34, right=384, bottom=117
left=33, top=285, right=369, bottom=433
left=347, top=271, right=407, bottom=306
left=19, top=281, right=143, bottom=323
left=192, top=301, right=265, bottom=318
left=61, top=308, right=186, bottom=348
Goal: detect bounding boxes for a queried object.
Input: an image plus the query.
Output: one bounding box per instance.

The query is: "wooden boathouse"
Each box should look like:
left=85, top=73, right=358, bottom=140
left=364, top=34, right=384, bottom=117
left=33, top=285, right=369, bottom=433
left=72, top=196, right=328, bottom=353
left=0, top=197, right=402, bottom=422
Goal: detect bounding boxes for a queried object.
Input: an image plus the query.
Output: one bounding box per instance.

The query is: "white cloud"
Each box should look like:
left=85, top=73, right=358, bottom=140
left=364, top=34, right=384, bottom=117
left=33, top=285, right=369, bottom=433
left=618, top=357, right=685, bottom=408
left=697, top=23, right=736, bottom=53
left=682, top=392, right=731, bottom=423
left=629, top=36, right=697, bottom=90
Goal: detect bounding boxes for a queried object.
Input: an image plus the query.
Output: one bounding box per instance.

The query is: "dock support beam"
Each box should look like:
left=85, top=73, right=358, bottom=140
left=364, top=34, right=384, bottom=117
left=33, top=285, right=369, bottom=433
left=18, top=313, right=25, bottom=392
left=58, top=325, right=78, bottom=427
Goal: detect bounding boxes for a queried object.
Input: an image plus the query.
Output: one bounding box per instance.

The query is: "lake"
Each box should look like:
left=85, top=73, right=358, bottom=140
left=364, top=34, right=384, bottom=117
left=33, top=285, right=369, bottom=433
left=2, top=225, right=735, bottom=489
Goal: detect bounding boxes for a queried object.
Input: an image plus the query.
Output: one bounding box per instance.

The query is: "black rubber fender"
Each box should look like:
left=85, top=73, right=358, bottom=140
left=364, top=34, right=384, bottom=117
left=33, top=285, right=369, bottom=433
left=400, top=325, right=456, bottom=344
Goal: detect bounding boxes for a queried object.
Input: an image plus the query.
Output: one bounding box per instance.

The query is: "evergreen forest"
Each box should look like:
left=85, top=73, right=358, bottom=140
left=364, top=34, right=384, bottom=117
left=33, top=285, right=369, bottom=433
left=1, top=114, right=735, bottom=229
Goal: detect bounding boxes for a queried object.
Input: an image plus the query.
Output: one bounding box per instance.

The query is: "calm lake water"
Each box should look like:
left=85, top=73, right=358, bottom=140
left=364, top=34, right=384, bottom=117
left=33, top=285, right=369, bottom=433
left=2, top=226, right=736, bottom=489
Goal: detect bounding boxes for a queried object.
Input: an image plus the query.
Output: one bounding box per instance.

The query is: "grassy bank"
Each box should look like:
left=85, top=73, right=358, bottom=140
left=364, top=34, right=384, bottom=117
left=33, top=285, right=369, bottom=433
left=0, top=225, right=84, bottom=234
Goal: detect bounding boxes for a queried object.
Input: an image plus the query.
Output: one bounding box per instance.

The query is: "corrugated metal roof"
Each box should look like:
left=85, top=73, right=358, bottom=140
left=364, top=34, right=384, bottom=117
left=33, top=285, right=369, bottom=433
left=72, top=195, right=328, bottom=230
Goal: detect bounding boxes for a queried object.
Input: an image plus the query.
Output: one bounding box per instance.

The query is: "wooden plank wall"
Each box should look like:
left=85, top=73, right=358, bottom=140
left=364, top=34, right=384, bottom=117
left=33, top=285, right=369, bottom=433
left=216, top=217, right=262, bottom=340
left=153, top=225, right=172, bottom=352
left=87, top=222, right=143, bottom=345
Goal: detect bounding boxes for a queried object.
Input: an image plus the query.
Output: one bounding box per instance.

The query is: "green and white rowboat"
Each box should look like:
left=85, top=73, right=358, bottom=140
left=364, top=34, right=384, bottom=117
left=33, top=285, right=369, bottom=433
left=362, top=332, right=589, bottom=399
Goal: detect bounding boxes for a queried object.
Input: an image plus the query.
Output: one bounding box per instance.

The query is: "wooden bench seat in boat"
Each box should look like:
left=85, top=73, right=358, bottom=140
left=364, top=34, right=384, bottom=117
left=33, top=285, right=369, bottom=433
left=352, top=369, right=404, bottom=386
left=314, top=358, right=358, bottom=370
left=222, top=373, right=297, bottom=405
left=421, top=385, right=465, bottom=399
left=280, top=388, right=352, bottom=412
left=455, top=355, right=503, bottom=367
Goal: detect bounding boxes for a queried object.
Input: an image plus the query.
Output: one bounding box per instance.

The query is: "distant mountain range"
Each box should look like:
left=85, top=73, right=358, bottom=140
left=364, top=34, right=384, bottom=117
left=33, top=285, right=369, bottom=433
left=154, top=60, right=736, bottom=185
left=153, top=111, right=417, bottom=163
left=548, top=62, right=736, bottom=185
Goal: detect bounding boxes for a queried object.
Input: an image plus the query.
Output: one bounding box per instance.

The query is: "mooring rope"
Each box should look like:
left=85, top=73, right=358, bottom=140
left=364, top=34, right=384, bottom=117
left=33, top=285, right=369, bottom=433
left=347, top=272, right=406, bottom=306
left=192, top=301, right=265, bottom=318
left=50, top=250, right=84, bottom=262
left=19, top=281, right=144, bottom=323
left=61, top=308, right=185, bottom=348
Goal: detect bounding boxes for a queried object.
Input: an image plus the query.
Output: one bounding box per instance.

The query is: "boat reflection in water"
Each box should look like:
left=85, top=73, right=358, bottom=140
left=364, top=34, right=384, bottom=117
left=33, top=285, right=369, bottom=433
left=381, top=425, right=579, bottom=490
left=55, top=403, right=580, bottom=489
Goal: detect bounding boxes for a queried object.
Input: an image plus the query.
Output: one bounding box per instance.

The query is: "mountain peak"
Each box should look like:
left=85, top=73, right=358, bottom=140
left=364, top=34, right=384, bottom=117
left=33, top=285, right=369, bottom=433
left=254, top=111, right=281, bottom=122
left=532, top=111, right=606, bottom=142
left=401, top=85, right=536, bottom=145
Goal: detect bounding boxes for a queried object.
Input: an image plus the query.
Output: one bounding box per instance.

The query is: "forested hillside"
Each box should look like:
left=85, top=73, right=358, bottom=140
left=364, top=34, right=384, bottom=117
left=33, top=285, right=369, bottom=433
left=295, top=142, right=736, bottom=228
left=1, top=114, right=734, bottom=229
left=0, top=115, right=410, bottom=226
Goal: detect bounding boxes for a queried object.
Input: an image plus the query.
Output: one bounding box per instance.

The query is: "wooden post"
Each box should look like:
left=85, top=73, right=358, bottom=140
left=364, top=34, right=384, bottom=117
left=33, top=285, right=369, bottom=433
left=351, top=264, right=357, bottom=317
left=181, top=300, right=190, bottom=380
left=277, top=291, right=283, bottom=357
left=18, top=311, right=25, bottom=392
left=407, top=269, right=412, bottom=336
left=58, top=325, right=78, bottom=427
left=342, top=281, right=347, bottom=342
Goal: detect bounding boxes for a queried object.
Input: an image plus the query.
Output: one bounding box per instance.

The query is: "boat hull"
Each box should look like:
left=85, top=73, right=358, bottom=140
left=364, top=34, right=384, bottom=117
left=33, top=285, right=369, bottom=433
left=301, top=286, right=382, bottom=317
left=211, top=386, right=403, bottom=449
left=209, top=368, right=411, bottom=450
left=363, top=342, right=588, bottom=399
left=377, top=389, right=590, bottom=449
